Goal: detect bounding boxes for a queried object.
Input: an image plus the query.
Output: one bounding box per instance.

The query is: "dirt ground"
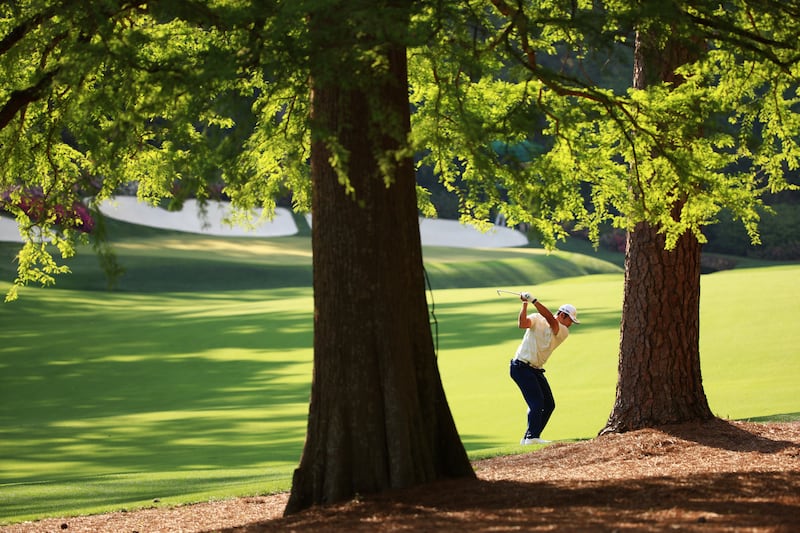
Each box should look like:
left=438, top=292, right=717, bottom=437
left=4, top=418, right=799, bottom=532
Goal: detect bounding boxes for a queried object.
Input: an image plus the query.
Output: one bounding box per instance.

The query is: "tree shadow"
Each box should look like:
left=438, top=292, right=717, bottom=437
left=0, top=290, right=314, bottom=486
left=251, top=470, right=800, bottom=531
left=659, top=418, right=798, bottom=453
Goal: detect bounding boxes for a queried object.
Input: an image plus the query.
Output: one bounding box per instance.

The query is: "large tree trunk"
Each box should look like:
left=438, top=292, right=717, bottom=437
left=285, top=9, right=475, bottom=515
left=603, top=221, right=713, bottom=432
left=602, top=30, right=714, bottom=433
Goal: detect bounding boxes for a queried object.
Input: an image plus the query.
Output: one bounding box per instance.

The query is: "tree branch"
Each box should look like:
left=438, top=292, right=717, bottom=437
left=0, top=8, right=57, bottom=56
left=0, top=70, right=59, bottom=131
left=681, top=8, right=800, bottom=70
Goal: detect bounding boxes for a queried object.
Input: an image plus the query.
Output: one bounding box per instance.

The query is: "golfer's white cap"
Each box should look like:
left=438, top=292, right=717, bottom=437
left=558, top=304, right=580, bottom=324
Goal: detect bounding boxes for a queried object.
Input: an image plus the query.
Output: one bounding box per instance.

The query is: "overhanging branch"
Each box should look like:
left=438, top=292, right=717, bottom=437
left=0, top=70, right=59, bottom=131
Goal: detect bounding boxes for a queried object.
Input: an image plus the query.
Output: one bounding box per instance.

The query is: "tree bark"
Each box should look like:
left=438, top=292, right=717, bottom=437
left=603, top=220, right=713, bottom=432
left=602, top=29, right=714, bottom=434
left=285, top=9, right=475, bottom=515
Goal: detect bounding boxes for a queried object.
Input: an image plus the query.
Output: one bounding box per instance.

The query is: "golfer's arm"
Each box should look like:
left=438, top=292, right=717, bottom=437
left=533, top=300, right=559, bottom=334
left=518, top=302, right=532, bottom=329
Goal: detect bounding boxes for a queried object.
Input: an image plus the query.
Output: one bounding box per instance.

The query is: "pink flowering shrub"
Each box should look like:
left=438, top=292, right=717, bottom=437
left=1, top=186, right=95, bottom=233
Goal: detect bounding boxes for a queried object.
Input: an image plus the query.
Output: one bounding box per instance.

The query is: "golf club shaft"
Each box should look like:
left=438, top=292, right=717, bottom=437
left=496, top=289, right=522, bottom=297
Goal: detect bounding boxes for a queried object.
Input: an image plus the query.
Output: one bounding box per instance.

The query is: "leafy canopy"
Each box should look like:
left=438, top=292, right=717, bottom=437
left=2, top=0, right=799, bottom=299
left=410, top=0, right=800, bottom=248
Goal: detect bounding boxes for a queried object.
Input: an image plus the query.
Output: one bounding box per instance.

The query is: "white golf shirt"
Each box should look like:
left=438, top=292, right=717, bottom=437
left=514, top=313, right=569, bottom=368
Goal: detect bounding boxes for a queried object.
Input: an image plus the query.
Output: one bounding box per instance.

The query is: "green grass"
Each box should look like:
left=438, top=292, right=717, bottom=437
left=699, top=264, right=800, bottom=419
left=0, top=287, right=313, bottom=522
left=1, top=222, right=798, bottom=524
left=0, top=469, right=291, bottom=523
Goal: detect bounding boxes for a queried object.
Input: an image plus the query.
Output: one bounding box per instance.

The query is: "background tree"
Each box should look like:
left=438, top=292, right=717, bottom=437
left=410, top=0, right=799, bottom=433
left=603, top=3, right=800, bottom=431
left=606, top=26, right=714, bottom=432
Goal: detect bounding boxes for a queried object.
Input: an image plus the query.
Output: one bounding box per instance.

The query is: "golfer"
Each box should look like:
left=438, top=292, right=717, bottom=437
left=510, top=292, right=579, bottom=445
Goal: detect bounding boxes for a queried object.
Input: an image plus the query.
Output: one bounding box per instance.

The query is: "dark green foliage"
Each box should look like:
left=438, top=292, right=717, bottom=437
left=705, top=204, right=800, bottom=260
left=3, top=1, right=800, bottom=298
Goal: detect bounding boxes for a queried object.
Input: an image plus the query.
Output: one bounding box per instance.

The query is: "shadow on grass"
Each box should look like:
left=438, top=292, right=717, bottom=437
left=457, top=433, right=512, bottom=454
left=0, top=289, right=313, bottom=488
left=741, top=412, right=800, bottom=423
left=50, top=257, right=313, bottom=293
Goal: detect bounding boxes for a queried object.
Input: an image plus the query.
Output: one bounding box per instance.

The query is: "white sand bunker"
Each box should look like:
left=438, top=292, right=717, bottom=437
left=2, top=196, right=529, bottom=248
left=98, top=196, right=298, bottom=237
left=0, top=216, right=24, bottom=242
left=101, top=197, right=528, bottom=247
left=418, top=217, right=528, bottom=248
left=303, top=214, right=527, bottom=248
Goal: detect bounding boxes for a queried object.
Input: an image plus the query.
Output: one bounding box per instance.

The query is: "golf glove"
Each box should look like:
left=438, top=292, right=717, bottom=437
left=521, top=292, right=534, bottom=303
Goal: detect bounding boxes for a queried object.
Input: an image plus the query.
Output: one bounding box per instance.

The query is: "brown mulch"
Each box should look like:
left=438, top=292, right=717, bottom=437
left=4, top=419, right=799, bottom=532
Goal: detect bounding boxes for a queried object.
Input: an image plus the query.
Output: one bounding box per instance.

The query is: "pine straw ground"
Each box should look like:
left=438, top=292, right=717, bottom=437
left=4, top=419, right=799, bottom=533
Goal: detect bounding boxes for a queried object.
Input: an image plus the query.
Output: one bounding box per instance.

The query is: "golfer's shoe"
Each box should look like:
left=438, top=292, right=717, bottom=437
left=520, top=437, right=551, bottom=445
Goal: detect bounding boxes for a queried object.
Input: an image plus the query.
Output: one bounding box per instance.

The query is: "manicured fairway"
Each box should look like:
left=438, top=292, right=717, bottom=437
left=0, top=288, right=313, bottom=522
left=699, top=264, right=800, bottom=419
left=1, top=232, right=798, bottom=524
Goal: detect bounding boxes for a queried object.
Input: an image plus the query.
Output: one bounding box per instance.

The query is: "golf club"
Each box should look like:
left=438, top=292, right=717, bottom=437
left=497, top=289, right=536, bottom=303
left=496, top=289, right=523, bottom=297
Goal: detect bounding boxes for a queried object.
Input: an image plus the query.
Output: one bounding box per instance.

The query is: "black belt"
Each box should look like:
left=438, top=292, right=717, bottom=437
left=512, top=358, right=543, bottom=371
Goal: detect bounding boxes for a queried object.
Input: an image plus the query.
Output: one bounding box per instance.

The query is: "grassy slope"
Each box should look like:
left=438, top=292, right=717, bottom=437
left=1, top=221, right=798, bottom=523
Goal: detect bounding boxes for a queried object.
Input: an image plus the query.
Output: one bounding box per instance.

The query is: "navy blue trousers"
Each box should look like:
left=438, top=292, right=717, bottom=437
left=510, top=359, right=555, bottom=439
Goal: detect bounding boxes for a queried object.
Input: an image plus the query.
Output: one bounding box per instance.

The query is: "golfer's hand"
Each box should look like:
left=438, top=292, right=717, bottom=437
left=520, top=292, right=534, bottom=303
